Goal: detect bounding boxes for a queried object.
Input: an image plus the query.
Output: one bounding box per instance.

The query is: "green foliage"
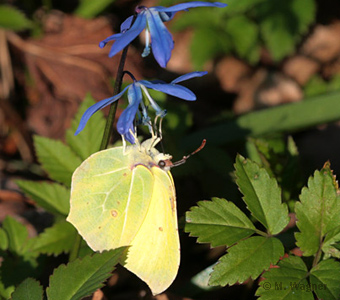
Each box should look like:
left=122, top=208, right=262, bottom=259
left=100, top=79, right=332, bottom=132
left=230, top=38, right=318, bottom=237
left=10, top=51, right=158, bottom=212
left=295, top=163, right=340, bottom=256
left=210, top=236, right=284, bottom=286
left=11, top=278, right=43, bottom=300
left=33, top=136, right=82, bottom=187
left=186, top=156, right=288, bottom=288
left=1, top=95, right=123, bottom=300
left=235, top=155, right=289, bottom=234
left=304, top=75, right=340, bottom=97
left=0, top=5, right=32, bottom=31
left=310, top=259, right=340, bottom=300
left=256, top=256, right=340, bottom=300
left=46, top=249, right=125, bottom=300
left=256, top=256, right=313, bottom=300
left=2, top=216, right=28, bottom=256
left=256, top=0, right=316, bottom=61
left=186, top=198, right=256, bottom=247
left=183, top=91, right=340, bottom=149
left=75, top=0, right=116, bottom=18
left=186, top=155, right=340, bottom=298
left=26, top=221, right=77, bottom=256
left=163, top=0, right=316, bottom=66
left=16, top=181, right=70, bottom=216
left=65, top=93, right=106, bottom=161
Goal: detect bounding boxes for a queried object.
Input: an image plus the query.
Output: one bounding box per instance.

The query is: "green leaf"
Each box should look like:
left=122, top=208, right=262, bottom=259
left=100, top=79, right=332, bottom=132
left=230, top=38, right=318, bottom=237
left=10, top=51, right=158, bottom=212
left=310, top=259, right=340, bottom=300
left=0, top=228, right=8, bottom=250
left=225, top=16, right=260, bottom=64
left=191, top=27, right=230, bottom=69
left=0, top=280, right=14, bottom=300
left=66, top=94, right=106, bottom=161
left=75, top=0, right=116, bottom=18
left=2, top=216, right=28, bottom=255
left=256, top=255, right=313, bottom=300
left=257, top=0, right=316, bottom=61
left=235, top=155, right=289, bottom=234
left=0, top=5, right=32, bottom=31
left=185, top=198, right=256, bottom=247
left=295, top=163, right=340, bottom=256
left=11, top=278, right=43, bottom=300
left=34, top=136, right=82, bottom=187
left=26, top=221, right=77, bottom=256
left=209, top=236, right=284, bottom=286
left=183, top=91, right=340, bottom=148
left=16, top=180, right=70, bottom=216
left=46, top=248, right=125, bottom=300
left=222, top=0, right=266, bottom=15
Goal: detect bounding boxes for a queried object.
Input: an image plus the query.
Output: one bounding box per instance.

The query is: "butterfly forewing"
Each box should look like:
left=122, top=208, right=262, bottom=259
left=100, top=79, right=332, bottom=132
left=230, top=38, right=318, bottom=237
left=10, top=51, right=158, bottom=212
left=67, top=146, right=154, bottom=251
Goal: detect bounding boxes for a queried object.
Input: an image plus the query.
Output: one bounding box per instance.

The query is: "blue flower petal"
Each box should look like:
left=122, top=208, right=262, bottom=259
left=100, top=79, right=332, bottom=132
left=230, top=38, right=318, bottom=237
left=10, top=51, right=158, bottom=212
left=75, top=86, right=129, bottom=135
left=142, top=81, right=196, bottom=101
left=106, top=13, right=146, bottom=57
left=99, top=33, right=123, bottom=48
left=120, top=15, right=134, bottom=32
left=147, top=10, right=174, bottom=67
left=171, top=71, right=208, bottom=84
left=123, top=123, right=136, bottom=144
left=117, top=83, right=142, bottom=138
left=156, top=2, right=227, bottom=13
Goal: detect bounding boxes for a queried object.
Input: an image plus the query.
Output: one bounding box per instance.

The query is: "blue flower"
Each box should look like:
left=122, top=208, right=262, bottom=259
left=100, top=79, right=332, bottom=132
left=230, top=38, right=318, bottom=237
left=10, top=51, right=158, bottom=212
left=75, top=71, right=207, bottom=143
left=99, top=2, right=227, bottom=67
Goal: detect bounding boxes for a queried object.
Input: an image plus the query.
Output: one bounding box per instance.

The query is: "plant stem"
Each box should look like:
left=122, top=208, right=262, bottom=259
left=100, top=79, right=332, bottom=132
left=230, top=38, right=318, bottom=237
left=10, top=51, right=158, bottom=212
left=69, top=233, right=82, bottom=262
left=100, top=46, right=130, bottom=150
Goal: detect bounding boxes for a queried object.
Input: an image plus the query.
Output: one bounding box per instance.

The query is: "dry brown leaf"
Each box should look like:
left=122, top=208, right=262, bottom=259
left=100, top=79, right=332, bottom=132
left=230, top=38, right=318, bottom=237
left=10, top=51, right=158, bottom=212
left=282, top=55, right=320, bottom=85
left=215, top=56, right=252, bottom=93
left=8, top=13, right=143, bottom=139
left=301, top=21, right=340, bottom=63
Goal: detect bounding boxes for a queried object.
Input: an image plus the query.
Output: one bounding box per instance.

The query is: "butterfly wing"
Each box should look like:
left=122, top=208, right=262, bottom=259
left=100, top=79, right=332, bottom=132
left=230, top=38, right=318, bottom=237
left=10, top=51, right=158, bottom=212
left=67, top=147, right=154, bottom=251
left=120, top=167, right=180, bottom=295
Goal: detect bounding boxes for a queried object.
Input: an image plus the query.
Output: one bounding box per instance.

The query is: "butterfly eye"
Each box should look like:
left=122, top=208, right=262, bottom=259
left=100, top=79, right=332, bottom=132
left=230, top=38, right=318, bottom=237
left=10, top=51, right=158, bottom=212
left=158, top=160, right=166, bottom=169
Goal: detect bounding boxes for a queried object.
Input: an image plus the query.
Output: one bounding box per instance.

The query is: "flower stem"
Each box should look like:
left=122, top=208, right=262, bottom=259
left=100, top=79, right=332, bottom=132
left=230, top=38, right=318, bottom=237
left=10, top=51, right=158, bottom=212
left=100, top=46, right=130, bottom=150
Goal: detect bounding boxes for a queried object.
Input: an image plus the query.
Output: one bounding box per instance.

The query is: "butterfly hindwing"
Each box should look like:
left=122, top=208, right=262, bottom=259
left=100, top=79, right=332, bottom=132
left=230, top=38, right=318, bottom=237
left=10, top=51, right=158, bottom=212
left=121, top=167, right=179, bottom=295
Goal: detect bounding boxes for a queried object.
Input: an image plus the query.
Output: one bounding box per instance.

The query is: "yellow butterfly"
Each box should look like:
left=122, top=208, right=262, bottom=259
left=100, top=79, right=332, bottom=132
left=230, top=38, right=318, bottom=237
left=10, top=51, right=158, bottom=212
left=67, top=133, right=205, bottom=295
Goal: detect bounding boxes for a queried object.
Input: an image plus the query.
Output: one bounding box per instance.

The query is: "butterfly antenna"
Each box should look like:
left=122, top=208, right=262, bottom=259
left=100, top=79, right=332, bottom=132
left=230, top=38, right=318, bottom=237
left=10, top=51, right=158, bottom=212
left=171, top=139, right=206, bottom=168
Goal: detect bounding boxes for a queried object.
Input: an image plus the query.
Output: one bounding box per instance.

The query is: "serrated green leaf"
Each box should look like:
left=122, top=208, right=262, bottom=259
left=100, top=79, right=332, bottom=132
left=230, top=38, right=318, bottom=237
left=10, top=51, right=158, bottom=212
left=0, top=228, right=8, bottom=250
left=235, top=155, right=289, bottom=234
left=11, top=278, right=43, bottom=300
left=66, top=94, right=106, bottom=161
left=46, top=248, right=125, bottom=300
left=185, top=198, right=256, bottom=247
left=2, top=216, right=28, bottom=255
left=16, top=180, right=70, bottom=216
left=26, top=221, right=77, bottom=256
left=209, top=236, right=284, bottom=286
left=310, top=259, right=340, bottom=300
left=75, top=0, right=116, bottom=18
left=34, top=136, right=82, bottom=187
left=225, top=16, right=260, bottom=64
left=256, top=255, right=313, bottom=300
left=295, top=163, right=340, bottom=256
left=257, top=0, right=316, bottom=61
left=0, top=5, right=32, bottom=31
left=323, top=225, right=340, bottom=258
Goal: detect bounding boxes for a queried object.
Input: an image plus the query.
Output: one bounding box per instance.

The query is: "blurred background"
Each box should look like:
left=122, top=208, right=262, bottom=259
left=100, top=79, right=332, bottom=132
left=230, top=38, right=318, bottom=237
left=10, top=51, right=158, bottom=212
left=1, top=0, right=340, bottom=299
